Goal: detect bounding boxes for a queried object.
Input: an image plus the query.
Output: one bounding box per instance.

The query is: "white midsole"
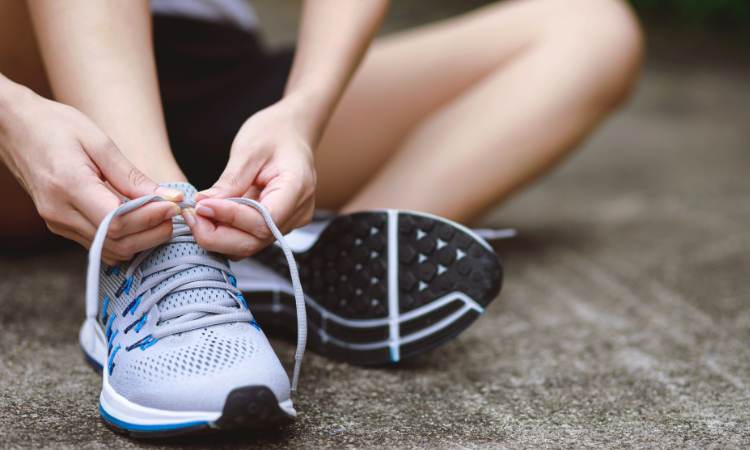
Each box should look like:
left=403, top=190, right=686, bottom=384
left=79, top=318, right=296, bottom=427
left=100, top=377, right=222, bottom=427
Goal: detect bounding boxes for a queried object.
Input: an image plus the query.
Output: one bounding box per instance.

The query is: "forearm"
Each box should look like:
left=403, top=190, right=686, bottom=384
left=26, top=0, right=183, bottom=181
left=0, top=74, right=36, bottom=164
left=0, top=74, right=27, bottom=173
left=0, top=74, right=23, bottom=123
left=284, top=0, right=389, bottom=145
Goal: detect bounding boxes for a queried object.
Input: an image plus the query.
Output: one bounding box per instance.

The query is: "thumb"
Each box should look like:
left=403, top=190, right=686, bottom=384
left=258, top=175, right=301, bottom=232
left=85, top=137, right=183, bottom=202
left=196, top=157, right=257, bottom=201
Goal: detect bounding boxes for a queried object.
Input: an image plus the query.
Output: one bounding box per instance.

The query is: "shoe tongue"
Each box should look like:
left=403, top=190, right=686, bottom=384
left=140, top=182, right=233, bottom=316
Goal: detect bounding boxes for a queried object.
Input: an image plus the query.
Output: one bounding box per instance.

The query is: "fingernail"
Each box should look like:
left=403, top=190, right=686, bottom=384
left=196, top=204, right=215, bottom=218
left=155, top=187, right=184, bottom=202
left=182, top=208, right=196, bottom=227
left=165, top=203, right=181, bottom=220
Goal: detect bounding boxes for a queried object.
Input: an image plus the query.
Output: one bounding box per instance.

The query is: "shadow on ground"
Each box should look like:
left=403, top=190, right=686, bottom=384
left=1, top=2, right=749, bottom=449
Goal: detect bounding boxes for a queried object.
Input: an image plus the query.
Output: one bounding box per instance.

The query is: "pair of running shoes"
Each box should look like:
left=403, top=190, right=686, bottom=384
left=80, top=183, right=507, bottom=438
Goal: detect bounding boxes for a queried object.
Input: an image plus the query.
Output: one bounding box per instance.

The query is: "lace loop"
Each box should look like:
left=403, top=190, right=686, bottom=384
left=86, top=195, right=307, bottom=393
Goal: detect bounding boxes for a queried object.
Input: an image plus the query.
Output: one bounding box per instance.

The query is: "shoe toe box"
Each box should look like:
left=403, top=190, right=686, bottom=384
left=110, top=324, right=291, bottom=412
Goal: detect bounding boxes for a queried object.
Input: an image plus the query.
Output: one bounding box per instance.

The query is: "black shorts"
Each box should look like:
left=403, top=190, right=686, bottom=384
left=153, top=16, right=294, bottom=189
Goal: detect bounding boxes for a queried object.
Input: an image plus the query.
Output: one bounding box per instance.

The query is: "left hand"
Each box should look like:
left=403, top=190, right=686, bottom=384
left=185, top=100, right=317, bottom=259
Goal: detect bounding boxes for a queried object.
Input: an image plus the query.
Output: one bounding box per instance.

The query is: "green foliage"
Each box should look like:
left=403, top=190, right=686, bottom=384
left=630, top=0, right=750, bottom=27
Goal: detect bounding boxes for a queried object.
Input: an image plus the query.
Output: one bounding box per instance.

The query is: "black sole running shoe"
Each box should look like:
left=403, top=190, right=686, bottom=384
left=232, top=210, right=503, bottom=365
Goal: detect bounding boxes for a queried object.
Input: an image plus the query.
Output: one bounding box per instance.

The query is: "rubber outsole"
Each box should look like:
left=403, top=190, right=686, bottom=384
left=81, top=348, right=294, bottom=438
left=246, top=210, right=503, bottom=365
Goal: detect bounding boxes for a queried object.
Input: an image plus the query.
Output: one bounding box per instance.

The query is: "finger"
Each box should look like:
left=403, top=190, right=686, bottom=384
left=72, top=182, right=126, bottom=230
left=47, top=208, right=129, bottom=264
left=107, top=202, right=181, bottom=240
left=196, top=192, right=311, bottom=238
left=104, top=220, right=174, bottom=261
left=194, top=198, right=270, bottom=240
left=243, top=185, right=262, bottom=200
left=46, top=205, right=97, bottom=242
left=81, top=134, right=182, bottom=202
left=72, top=232, right=118, bottom=265
left=195, top=157, right=260, bottom=201
left=72, top=182, right=167, bottom=259
left=257, top=175, right=304, bottom=232
left=54, top=227, right=91, bottom=251
left=102, top=250, right=122, bottom=266
left=184, top=208, right=266, bottom=257
left=49, top=222, right=116, bottom=264
left=45, top=205, right=120, bottom=265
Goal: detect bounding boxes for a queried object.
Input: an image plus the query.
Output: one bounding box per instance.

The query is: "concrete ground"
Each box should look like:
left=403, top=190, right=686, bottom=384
left=1, top=3, right=749, bottom=449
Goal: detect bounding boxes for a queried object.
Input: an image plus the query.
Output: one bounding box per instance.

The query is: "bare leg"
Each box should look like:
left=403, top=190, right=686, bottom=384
left=25, top=0, right=186, bottom=182
left=315, top=0, right=643, bottom=222
left=0, top=1, right=185, bottom=243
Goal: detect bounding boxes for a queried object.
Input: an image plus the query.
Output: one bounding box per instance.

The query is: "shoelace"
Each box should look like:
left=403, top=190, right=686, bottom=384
left=85, top=195, right=307, bottom=392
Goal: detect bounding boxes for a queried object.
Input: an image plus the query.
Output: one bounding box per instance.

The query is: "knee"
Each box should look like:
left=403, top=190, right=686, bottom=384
left=547, top=0, right=645, bottom=110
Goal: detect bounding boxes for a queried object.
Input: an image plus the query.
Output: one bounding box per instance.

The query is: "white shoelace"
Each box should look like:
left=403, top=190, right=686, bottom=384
left=85, top=195, right=307, bottom=392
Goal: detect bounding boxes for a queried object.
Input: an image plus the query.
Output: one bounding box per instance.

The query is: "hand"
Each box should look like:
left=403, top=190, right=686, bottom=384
left=0, top=83, right=183, bottom=264
left=187, top=99, right=317, bottom=259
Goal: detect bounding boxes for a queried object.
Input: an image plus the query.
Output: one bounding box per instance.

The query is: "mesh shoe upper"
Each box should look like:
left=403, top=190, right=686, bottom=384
left=97, top=183, right=290, bottom=412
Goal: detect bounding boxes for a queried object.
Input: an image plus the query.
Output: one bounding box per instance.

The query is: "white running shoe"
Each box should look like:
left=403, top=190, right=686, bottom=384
left=79, top=183, right=306, bottom=438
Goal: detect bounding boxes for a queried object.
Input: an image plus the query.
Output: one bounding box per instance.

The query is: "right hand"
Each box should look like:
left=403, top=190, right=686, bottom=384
left=0, top=83, right=183, bottom=264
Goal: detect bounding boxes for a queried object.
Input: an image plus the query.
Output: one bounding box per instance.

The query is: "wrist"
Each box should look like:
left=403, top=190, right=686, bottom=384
left=0, top=81, right=27, bottom=149
left=280, top=89, right=333, bottom=146
left=0, top=78, right=36, bottom=130
left=0, top=76, right=31, bottom=110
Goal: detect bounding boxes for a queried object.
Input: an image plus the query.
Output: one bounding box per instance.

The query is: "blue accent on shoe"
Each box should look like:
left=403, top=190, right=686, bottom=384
left=389, top=347, right=400, bottom=363
left=134, top=314, right=148, bottom=333
left=99, top=404, right=209, bottom=433
left=227, top=274, right=237, bottom=287
left=140, top=335, right=159, bottom=350
left=127, top=335, right=159, bottom=352
left=104, top=264, right=120, bottom=276
left=122, top=294, right=142, bottom=317
left=123, top=313, right=145, bottom=334
left=142, top=336, right=157, bottom=350
left=105, top=314, right=116, bottom=340
left=108, top=344, right=121, bottom=375
left=107, top=330, right=119, bottom=354
left=116, top=276, right=134, bottom=298
left=101, top=295, right=110, bottom=325
left=236, top=292, right=248, bottom=309
left=250, top=319, right=261, bottom=331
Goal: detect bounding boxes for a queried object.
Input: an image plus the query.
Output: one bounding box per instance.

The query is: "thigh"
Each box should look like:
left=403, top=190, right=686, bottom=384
left=315, top=0, right=574, bottom=208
